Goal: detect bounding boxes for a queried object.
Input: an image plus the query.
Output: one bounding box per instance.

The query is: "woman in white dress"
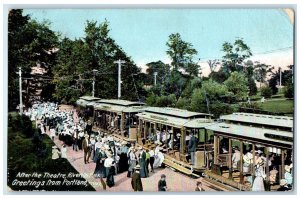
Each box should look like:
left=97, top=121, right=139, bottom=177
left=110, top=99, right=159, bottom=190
left=153, top=148, right=164, bottom=168
left=252, top=165, right=266, bottom=191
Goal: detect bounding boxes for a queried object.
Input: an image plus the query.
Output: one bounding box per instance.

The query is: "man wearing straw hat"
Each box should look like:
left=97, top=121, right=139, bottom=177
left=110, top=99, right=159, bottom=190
left=131, top=165, right=143, bottom=192
left=277, top=179, right=291, bottom=191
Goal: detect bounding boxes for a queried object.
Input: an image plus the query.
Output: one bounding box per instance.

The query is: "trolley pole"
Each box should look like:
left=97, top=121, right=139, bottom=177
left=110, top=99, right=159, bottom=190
left=114, top=59, right=125, bottom=99
left=18, top=67, right=23, bottom=115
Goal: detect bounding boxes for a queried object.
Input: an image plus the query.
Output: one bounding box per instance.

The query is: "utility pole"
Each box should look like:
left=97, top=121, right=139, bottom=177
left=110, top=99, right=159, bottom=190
left=18, top=67, right=23, bottom=114
left=154, top=72, right=158, bottom=86
left=92, top=69, right=98, bottom=97
left=114, top=59, right=125, bottom=99
left=279, top=67, right=282, bottom=87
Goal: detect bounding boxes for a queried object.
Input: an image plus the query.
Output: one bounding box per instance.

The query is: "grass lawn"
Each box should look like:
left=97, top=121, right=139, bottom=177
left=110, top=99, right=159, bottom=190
left=259, top=99, right=294, bottom=115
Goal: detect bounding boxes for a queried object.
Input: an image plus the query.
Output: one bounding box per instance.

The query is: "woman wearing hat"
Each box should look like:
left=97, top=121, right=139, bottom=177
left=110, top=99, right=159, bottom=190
left=94, top=146, right=107, bottom=190
left=104, top=152, right=116, bottom=188
left=139, top=147, right=149, bottom=178
left=131, top=165, right=143, bottom=192
left=118, top=141, right=129, bottom=173
left=127, top=147, right=137, bottom=177
left=252, top=164, right=266, bottom=191
left=284, top=164, right=293, bottom=186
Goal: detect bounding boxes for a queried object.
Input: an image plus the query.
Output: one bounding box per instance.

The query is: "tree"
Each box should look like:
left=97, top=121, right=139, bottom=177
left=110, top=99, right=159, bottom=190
left=52, top=20, right=145, bottom=103
left=166, top=33, right=199, bottom=76
left=162, top=70, right=188, bottom=98
left=268, top=65, right=294, bottom=95
left=284, top=66, right=294, bottom=98
left=268, top=69, right=280, bottom=95
left=190, top=80, right=229, bottom=113
left=175, top=97, right=191, bottom=110
left=84, top=20, right=143, bottom=101
left=8, top=9, right=59, bottom=110
left=221, top=38, right=252, bottom=74
left=284, top=79, right=294, bottom=99
left=145, top=61, right=171, bottom=85
left=243, top=60, right=257, bottom=96
left=52, top=38, right=89, bottom=103
left=224, top=72, right=248, bottom=101
left=207, top=59, right=220, bottom=73
left=253, top=61, right=273, bottom=88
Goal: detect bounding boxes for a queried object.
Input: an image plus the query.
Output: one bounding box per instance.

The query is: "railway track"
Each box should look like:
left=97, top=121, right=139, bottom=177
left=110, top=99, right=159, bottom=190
left=202, top=177, right=239, bottom=191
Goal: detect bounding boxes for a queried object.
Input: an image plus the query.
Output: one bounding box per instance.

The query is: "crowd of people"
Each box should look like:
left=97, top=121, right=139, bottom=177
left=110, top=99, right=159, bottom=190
left=23, top=102, right=173, bottom=191
left=23, top=102, right=292, bottom=192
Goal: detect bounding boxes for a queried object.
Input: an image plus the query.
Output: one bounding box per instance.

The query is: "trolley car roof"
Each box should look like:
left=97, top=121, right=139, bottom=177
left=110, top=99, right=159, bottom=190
left=144, top=107, right=212, bottom=119
left=97, top=99, right=144, bottom=106
left=76, top=96, right=101, bottom=107
left=221, top=112, right=293, bottom=129
left=79, top=96, right=101, bottom=101
left=206, top=122, right=293, bottom=148
left=94, top=103, right=145, bottom=113
left=136, top=112, right=213, bottom=129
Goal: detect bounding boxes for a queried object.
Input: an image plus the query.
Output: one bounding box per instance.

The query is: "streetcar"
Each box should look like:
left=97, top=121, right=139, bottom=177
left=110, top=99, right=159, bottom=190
left=76, top=96, right=294, bottom=191
left=93, top=99, right=145, bottom=139
left=75, top=96, right=101, bottom=121
left=135, top=107, right=214, bottom=175
left=203, top=112, right=293, bottom=191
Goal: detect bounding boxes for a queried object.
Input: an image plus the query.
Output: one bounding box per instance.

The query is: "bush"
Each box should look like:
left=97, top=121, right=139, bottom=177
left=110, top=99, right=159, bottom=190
left=210, top=102, right=235, bottom=118
left=239, top=102, right=262, bottom=109
left=8, top=113, right=34, bottom=137
left=284, top=81, right=294, bottom=99
left=175, top=97, right=190, bottom=110
left=156, top=94, right=177, bottom=107
left=260, top=86, right=272, bottom=98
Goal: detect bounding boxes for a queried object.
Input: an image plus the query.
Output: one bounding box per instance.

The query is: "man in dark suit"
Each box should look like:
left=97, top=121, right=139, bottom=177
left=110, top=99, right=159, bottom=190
left=188, top=132, right=197, bottom=166
left=82, top=134, right=91, bottom=164
left=131, top=165, right=143, bottom=192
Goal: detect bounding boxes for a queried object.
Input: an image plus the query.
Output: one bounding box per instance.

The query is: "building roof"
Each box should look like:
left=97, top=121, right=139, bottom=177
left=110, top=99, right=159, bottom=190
left=98, top=99, right=144, bottom=106
left=136, top=112, right=213, bottom=129
left=144, top=107, right=211, bottom=119
left=221, top=112, right=293, bottom=129
left=206, top=122, right=293, bottom=148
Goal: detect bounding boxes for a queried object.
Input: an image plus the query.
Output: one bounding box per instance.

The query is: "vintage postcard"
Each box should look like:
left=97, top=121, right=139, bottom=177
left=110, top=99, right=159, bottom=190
left=6, top=8, right=294, bottom=192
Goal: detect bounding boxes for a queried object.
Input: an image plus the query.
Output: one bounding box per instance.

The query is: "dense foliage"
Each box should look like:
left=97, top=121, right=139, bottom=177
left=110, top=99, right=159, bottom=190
left=8, top=9, right=294, bottom=117
left=7, top=113, right=95, bottom=191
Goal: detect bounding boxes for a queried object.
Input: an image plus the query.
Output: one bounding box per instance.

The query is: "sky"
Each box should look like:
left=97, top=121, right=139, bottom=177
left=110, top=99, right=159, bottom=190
left=23, top=9, right=294, bottom=75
